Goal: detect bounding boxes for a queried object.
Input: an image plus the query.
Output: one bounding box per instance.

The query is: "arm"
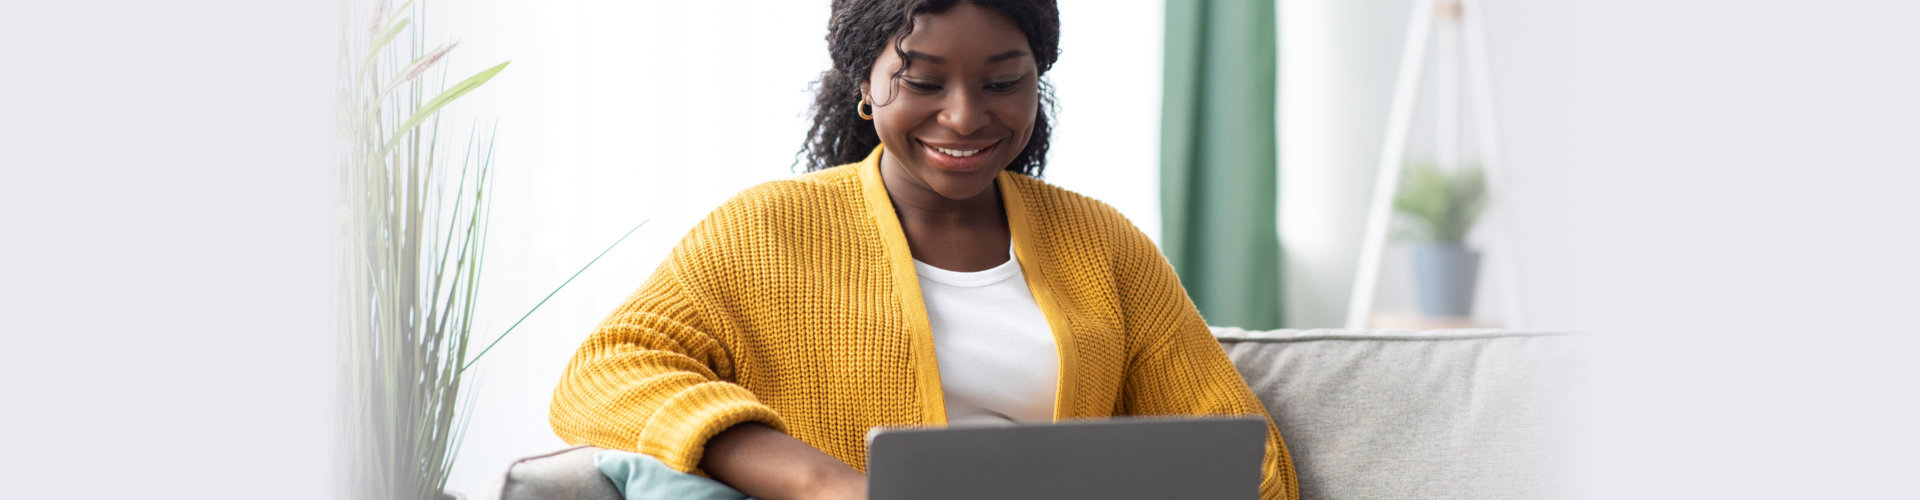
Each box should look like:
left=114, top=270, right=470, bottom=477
left=550, top=249, right=866, bottom=499
left=1121, top=322, right=1298, bottom=500
left=548, top=257, right=788, bottom=476
left=1113, top=229, right=1300, bottom=500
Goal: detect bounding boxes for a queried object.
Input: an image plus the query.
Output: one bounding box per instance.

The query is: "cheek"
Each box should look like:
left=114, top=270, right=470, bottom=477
left=875, top=96, right=935, bottom=138
left=872, top=107, right=905, bottom=145
left=999, top=94, right=1041, bottom=135
left=1003, top=91, right=1039, bottom=120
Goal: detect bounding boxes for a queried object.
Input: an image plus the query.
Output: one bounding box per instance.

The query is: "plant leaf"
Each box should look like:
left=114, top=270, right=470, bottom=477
left=460, top=219, right=649, bottom=373
left=379, top=61, right=509, bottom=156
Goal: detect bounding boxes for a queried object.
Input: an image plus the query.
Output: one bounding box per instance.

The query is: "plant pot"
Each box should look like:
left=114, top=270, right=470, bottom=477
left=1411, top=241, right=1481, bottom=318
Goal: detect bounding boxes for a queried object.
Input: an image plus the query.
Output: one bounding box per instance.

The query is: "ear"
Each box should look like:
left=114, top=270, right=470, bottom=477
left=859, top=80, right=871, bottom=101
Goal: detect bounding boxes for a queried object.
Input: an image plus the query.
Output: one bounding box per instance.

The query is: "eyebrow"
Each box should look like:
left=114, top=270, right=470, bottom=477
left=904, top=50, right=1030, bottom=64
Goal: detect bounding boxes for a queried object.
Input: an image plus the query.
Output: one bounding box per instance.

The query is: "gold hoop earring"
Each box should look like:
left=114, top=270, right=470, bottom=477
left=857, top=95, right=874, bottom=120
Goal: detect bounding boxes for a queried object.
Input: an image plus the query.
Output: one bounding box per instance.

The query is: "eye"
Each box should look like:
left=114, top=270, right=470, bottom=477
left=986, top=78, right=1025, bottom=93
left=903, top=79, right=942, bottom=93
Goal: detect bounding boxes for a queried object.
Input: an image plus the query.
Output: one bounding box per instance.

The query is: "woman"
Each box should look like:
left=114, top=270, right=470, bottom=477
left=549, top=1, right=1298, bottom=498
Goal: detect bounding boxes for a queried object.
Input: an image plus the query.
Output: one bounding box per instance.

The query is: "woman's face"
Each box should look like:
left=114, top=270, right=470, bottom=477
left=864, top=3, right=1039, bottom=203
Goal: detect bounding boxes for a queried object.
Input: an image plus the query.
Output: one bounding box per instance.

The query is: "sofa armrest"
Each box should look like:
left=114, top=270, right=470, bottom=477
left=471, top=445, right=624, bottom=500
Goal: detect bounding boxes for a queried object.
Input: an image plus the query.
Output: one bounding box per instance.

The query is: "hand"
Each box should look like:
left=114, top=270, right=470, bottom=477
left=800, top=465, right=867, bottom=500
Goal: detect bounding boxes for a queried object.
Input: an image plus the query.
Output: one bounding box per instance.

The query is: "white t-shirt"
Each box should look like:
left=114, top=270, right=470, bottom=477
left=913, top=246, right=1058, bottom=425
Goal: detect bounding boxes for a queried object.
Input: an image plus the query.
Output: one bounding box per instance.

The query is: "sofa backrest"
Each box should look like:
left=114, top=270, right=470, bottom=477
left=1213, top=327, right=1584, bottom=500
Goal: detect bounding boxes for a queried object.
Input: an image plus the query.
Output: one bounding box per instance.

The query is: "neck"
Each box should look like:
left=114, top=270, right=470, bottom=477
left=878, top=151, right=1004, bottom=228
left=877, top=149, right=1013, bottom=271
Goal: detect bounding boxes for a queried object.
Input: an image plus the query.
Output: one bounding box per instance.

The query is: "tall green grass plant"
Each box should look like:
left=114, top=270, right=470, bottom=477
left=335, top=0, right=504, bottom=497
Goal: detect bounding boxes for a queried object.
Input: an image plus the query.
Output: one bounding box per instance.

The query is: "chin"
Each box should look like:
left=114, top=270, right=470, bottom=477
left=922, top=169, right=1001, bottom=201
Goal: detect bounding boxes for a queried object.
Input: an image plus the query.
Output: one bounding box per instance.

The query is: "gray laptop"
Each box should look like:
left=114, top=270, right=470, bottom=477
left=865, top=416, right=1267, bottom=500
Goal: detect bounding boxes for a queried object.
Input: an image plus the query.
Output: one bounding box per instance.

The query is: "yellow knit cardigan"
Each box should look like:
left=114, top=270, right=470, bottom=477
left=550, top=147, right=1299, bottom=499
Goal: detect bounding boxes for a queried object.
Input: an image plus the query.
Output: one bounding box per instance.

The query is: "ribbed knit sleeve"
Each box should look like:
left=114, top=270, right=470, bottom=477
left=1112, top=224, right=1300, bottom=500
left=548, top=256, right=787, bottom=474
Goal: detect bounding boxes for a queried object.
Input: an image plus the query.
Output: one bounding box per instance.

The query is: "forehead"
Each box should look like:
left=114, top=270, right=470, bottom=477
left=897, top=4, right=1032, bottom=62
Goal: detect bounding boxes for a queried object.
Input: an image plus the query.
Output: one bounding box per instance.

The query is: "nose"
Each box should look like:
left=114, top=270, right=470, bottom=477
left=936, top=87, right=988, bottom=137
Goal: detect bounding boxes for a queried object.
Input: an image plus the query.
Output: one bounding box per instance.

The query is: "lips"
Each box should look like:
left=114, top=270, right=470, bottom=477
left=918, top=139, right=1000, bottom=172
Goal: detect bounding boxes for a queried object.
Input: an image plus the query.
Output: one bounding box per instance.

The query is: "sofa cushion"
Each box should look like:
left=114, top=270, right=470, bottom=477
left=1213, top=327, right=1583, bottom=500
left=596, top=448, right=750, bottom=500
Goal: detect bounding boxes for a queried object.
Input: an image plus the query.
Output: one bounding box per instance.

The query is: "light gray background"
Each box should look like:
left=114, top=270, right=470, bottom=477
left=0, top=1, right=337, bottom=498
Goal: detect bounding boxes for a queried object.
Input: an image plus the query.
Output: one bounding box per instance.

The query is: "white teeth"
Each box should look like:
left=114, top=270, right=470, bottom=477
left=933, top=145, right=983, bottom=158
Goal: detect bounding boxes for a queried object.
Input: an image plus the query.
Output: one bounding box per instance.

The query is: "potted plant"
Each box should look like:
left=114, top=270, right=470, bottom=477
left=1392, top=162, right=1488, bottom=318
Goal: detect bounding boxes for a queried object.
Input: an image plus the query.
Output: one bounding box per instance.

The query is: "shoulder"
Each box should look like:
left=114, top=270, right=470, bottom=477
left=1001, top=173, right=1156, bottom=255
left=1004, top=175, right=1187, bottom=350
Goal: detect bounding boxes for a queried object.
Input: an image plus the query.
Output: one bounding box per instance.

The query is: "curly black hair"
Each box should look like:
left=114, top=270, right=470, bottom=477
left=799, top=0, right=1061, bottom=177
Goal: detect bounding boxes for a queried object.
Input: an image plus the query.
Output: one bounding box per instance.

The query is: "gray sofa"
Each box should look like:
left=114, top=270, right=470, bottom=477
left=475, top=328, right=1584, bottom=499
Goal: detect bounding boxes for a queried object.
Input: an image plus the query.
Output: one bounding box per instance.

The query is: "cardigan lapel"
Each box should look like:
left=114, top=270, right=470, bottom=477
left=855, top=146, right=949, bottom=425
left=996, top=171, right=1082, bottom=421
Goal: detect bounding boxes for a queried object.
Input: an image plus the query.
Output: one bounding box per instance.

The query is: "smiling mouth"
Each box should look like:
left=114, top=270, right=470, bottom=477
left=917, top=139, right=1002, bottom=172
left=931, top=145, right=985, bottom=157
left=922, top=140, right=999, bottom=158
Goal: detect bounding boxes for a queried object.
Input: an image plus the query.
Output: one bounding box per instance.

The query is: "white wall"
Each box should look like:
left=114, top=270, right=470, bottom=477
left=1280, top=0, right=1920, bottom=495
left=1279, top=0, right=1564, bottom=329
left=1277, top=0, right=1415, bottom=328
left=435, top=1, right=1164, bottom=493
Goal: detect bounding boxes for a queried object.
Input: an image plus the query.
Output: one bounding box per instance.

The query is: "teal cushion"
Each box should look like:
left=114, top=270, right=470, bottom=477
left=593, top=449, right=753, bottom=500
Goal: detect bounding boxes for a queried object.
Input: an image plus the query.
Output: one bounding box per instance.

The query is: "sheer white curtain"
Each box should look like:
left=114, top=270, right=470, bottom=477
left=436, top=1, right=1163, bottom=492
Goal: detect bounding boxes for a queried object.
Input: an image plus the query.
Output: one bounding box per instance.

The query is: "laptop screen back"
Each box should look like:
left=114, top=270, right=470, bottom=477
left=866, top=416, right=1267, bottom=500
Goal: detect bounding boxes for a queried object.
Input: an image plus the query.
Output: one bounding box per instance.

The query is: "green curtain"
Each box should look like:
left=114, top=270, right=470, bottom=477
left=1160, top=0, right=1281, bottom=329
